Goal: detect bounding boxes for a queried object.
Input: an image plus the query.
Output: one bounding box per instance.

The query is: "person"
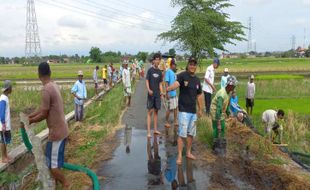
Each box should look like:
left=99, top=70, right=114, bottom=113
left=146, top=53, right=164, bottom=138
left=202, top=58, right=220, bottom=115
left=102, top=65, right=108, bottom=90
left=124, top=124, right=132, bottom=154
left=27, top=62, right=69, bottom=188
left=165, top=59, right=178, bottom=128
left=0, top=80, right=12, bottom=163
left=108, top=63, right=114, bottom=88
left=113, top=70, right=119, bottom=83
left=93, top=66, right=99, bottom=95
left=131, top=60, right=137, bottom=82
left=262, top=109, right=285, bottom=142
left=138, top=60, right=144, bottom=79
left=230, top=90, right=241, bottom=116
left=147, top=135, right=162, bottom=183
left=167, top=58, right=203, bottom=165
left=71, top=71, right=87, bottom=122
left=122, top=62, right=132, bottom=106
left=221, top=68, right=230, bottom=89
left=246, top=75, right=255, bottom=115
left=210, top=76, right=238, bottom=153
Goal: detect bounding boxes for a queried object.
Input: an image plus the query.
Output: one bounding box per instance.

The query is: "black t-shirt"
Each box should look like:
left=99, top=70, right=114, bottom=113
left=146, top=67, right=163, bottom=97
left=177, top=71, right=202, bottom=114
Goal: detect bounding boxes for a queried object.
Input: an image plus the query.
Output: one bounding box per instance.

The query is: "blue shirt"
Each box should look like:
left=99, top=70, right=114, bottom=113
left=221, top=75, right=230, bottom=89
left=71, top=80, right=87, bottom=105
left=165, top=155, right=177, bottom=182
left=165, top=69, right=177, bottom=97
left=230, top=96, right=241, bottom=115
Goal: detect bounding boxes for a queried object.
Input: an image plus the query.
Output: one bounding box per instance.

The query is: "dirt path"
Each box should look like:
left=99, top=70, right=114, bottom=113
left=95, top=77, right=262, bottom=190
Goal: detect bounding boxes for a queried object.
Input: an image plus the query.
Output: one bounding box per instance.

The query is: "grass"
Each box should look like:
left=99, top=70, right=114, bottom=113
left=255, top=74, right=304, bottom=80
left=177, top=57, right=310, bottom=73
left=0, top=63, right=121, bottom=80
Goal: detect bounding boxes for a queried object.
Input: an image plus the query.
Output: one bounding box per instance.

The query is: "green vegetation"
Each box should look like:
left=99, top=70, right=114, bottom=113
left=255, top=74, right=304, bottom=80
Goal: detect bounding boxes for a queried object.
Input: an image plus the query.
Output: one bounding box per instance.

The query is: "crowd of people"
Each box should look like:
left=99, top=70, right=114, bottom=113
left=0, top=54, right=287, bottom=189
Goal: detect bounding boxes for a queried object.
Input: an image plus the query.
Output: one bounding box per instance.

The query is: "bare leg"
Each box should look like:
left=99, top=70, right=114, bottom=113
left=147, top=110, right=153, bottom=138
left=177, top=165, right=185, bottom=186
left=154, top=110, right=161, bottom=134
left=50, top=168, right=69, bottom=189
left=165, top=109, right=171, bottom=128
left=1, top=144, right=9, bottom=163
left=128, top=96, right=131, bottom=107
left=186, top=135, right=196, bottom=160
left=177, top=137, right=184, bottom=165
left=174, top=109, right=178, bottom=126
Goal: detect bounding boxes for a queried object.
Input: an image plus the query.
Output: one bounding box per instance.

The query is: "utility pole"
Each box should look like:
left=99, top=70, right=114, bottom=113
left=25, top=0, right=41, bottom=63
left=247, top=17, right=252, bottom=53
left=292, top=35, right=296, bottom=50
left=303, top=28, right=306, bottom=49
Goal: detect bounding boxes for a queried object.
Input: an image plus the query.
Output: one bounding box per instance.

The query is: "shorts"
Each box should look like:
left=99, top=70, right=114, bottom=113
left=46, top=138, right=66, bottom=169
left=167, top=96, right=178, bottom=110
left=124, top=87, right=132, bottom=97
left=246, top=98, right=254, bottom=107
left=0, top=130, right=11, bottom=144
left=103, top=79, right=108, bottom=84
left=178, top=112, right=197, bottom=138
left=147, top=95, right=161, bottom=110
left=94, top=83, right=98, bottom=89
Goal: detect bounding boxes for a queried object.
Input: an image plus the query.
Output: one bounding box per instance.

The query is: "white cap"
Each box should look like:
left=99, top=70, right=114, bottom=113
left=78, top=70, right=84, bottom=76
left=2, top=80, right=12, bottom=92
left=250, top=75, right=255, bottom=79
left=224, top=68, right=229, bottom=72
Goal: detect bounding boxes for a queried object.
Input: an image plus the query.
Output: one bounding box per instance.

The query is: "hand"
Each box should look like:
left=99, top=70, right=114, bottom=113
left=20, top=122, right=25, bottom=129
left=148, top=90, right=153, bottom=96
left=2, top=123, right=6, bottom=131
left=161, top=93, right=165, bottom=99
left=197, top=110, right=202, bottom=118
left=217, top=120, right=221, bottom=131
left=212, top=86, right=216, bottom=92
left=166, top=93, right=170, bottom=100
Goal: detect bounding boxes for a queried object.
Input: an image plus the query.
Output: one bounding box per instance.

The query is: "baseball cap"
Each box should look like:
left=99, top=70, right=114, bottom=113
left=250, top=75, right=255, bottom=79
left=213, top=58, right=220, bottom=65
left=224, top=68, right=229, bottom=72
left=2, top=80, right=12, bottom=92
left=226, top=76, right=238, bottom=87
left=78, top=70, right=84, bottom=76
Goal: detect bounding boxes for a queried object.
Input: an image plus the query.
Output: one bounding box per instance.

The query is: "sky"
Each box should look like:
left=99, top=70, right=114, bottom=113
left=0, top=0, right=310, bottom=57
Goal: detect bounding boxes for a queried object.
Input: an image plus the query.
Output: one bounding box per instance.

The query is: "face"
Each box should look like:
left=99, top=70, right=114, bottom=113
left=224, top=72, right=228, bottom=76
left=171, top=64, right=176, bottom=71
left=250, top=79, right=254, bottom=83
left=213, top=63, right=219, bottom=69
left=78, top=75, right=83, bottom=81
left=232, top=91, right=236, bottom=97
left=278, top=115, right=284, bottom=120
left=153, top=58, right=161, bottom=68
left=226, top=85, right=235, bottom=94
left=187, top=63, right=197, bottom=74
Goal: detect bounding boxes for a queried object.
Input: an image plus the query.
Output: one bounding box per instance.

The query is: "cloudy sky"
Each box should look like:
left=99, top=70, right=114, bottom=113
left=0, top=0, right=310, bottom=57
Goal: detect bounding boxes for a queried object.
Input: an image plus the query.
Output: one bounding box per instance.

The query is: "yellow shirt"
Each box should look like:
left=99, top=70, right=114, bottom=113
left=102, top=68, right=107, bottom=79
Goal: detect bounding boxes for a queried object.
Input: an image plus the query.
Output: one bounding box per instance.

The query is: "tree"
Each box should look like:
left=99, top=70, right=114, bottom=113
left=169, top=48, right=176, bottom=57
left=89, top=47, right=102, bottom=63
left=157, top=0, right=245, bottom=60
left=136, top=52, right=149, bottom=62
left=305, top=45, right=310, bottom=57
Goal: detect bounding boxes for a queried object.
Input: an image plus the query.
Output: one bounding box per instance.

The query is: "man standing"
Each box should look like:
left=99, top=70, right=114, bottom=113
left=246, top=75, right=255, bottom=115
left=210, top=76, right=238, bottom=153
left=165, top=59, right=178, bottom=128
left=202, top=58, right=220, bottom=115
left=221, top=68, right=230, bottom=89
left=146, top=53, right=164, bottom=138
left=262, top=109, right=285, bottom=142
left=108, top=63, right=114, bottom=88
left=71, top=71, right=87, bottom=122
left=102, top=65, right=108, bottom=90
left=0, top=80, right=12, bottom=163
left=93, top=66, right=99, bottom=95
left=122, top=62, right=132, bottom=107
left=28, top=62, right=69, bottom=188
left=167, top=58, right=203, bottom=165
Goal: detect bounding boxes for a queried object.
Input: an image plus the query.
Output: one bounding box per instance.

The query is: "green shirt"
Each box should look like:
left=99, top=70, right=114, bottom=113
left=211, top=88, right=230, bottom=121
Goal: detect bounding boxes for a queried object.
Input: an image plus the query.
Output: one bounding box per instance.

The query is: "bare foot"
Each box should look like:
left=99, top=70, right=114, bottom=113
left=186, top=153, right=196, bottom=160
left=174, top=122, right=179, bottom=127
left=164, top=123, right=171, bottom=128
left=147, top=133, right=151, bottom=138
left=154, top=130, right=161, bottom=135
left=176, top=157, right=182, bottom=165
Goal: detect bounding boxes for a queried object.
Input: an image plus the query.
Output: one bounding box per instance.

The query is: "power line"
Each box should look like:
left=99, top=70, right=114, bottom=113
left=75, top=0, right=171, bottom=27
left=37, top=0, right=167, bottom=31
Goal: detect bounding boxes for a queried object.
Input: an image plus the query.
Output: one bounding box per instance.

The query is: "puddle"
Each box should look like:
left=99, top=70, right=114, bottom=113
left=97, top=127, right=209, bottom=190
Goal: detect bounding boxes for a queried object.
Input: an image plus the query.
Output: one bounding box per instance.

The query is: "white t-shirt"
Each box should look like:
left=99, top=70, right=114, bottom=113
left=122, top=68, right=131, bottom=88
left=93, top=69, right=98, bottom=83
left=0, top=94, right=11, bottom=131
left=246, top=82, right=256, bottom=99
left=262, top=109, right=277, bottom=125
left=202, top=65, right=215, bottom=94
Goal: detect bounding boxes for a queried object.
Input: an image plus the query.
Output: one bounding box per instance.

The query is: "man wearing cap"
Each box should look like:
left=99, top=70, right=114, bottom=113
left=122, top=62, right=132, bottom=107
left=262, top=109, right=285, bottom=143
left=221, top=68, right=230, bottom=89
left=0, top=80, right=12, bottom=163
left=210, top=76, right=238, bottom=153
left=202, top=58, right=220, bottom=116
left=71, top=71, right=87, bottom=121
left=167, top=58, right=203, bottom=165
left=165, top=58, right=178, bottom=128
left=27, top=62, right=69, bottom=188
left=246, top=75, right=256, bottom=115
